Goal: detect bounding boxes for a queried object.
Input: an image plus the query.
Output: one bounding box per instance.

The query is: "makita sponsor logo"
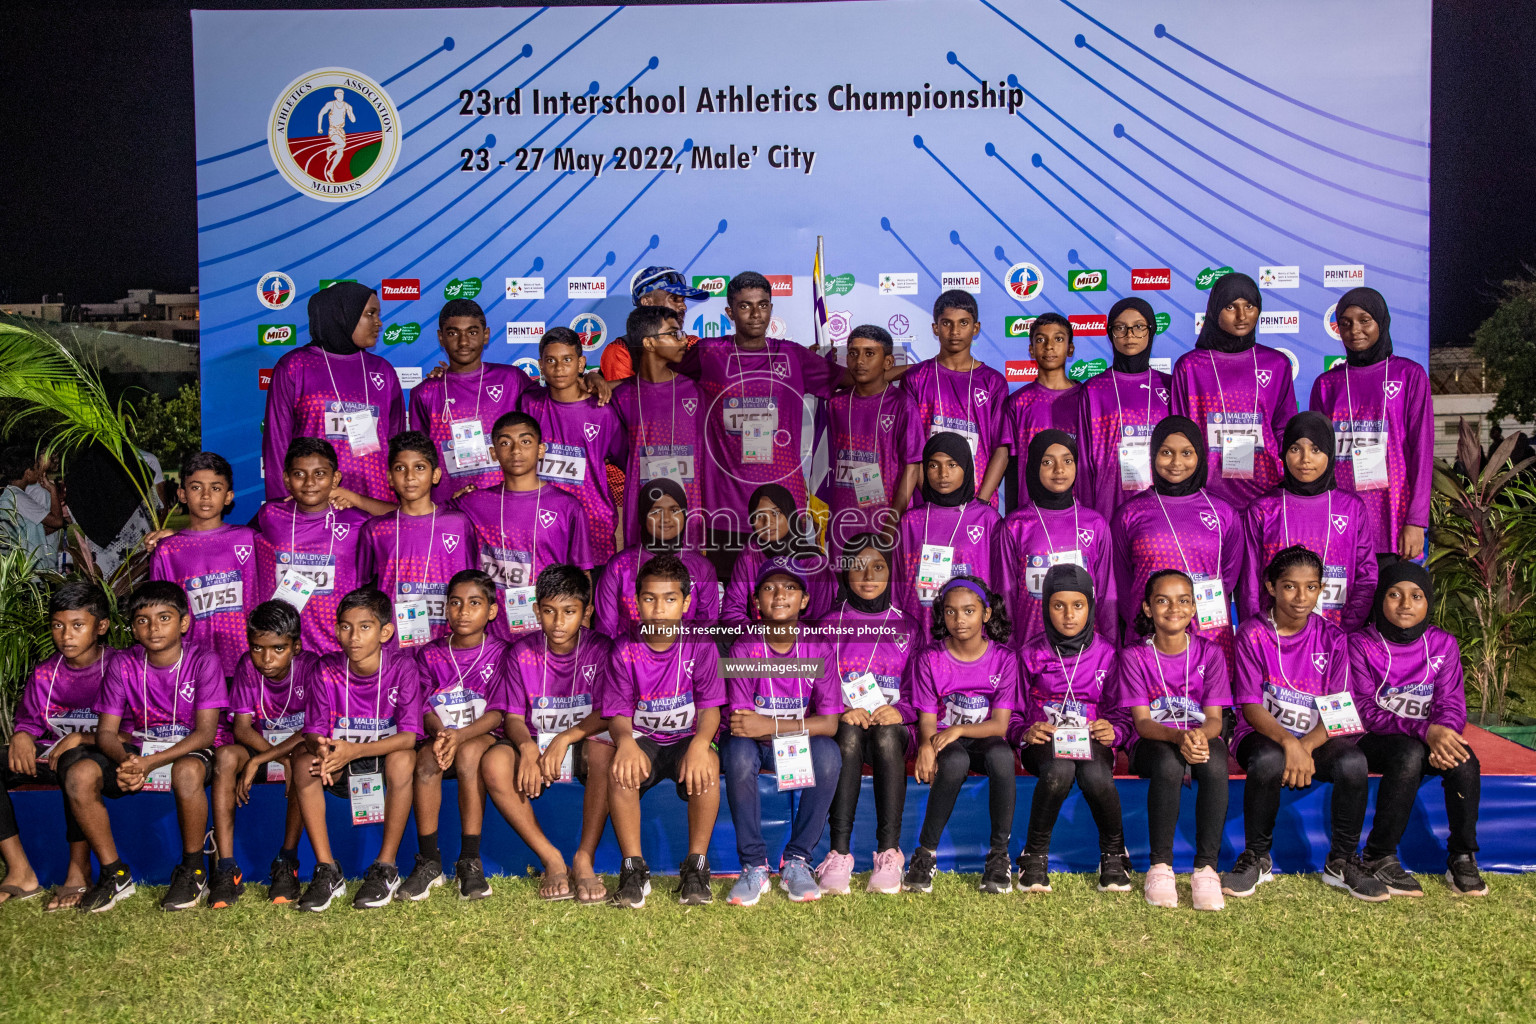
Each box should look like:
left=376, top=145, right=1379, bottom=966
left=1067, top=314, right=1108, bottom=336
left=1004, top=360, right=1039, bottom=382
left=1131, top=268, right=1171, bottom=290
left=764, top=275, right=793, bottom=296
left=381, top=278, right=421, bottom=301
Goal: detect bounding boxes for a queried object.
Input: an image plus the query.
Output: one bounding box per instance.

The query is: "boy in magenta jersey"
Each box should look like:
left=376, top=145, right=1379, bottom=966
left=605, top=554, right=724, bottom=909
left=456, top=412, right=595, bottom=643
left=518, top=326, right=629, bottom=563
left=207, top=601, right=314, bottom=909
left=1309, top=287, right=1433, bottom=560
left=262, top=282, right=404, bottom=504
left=893, top=431, right=1003, bottom=624
left=483, top=566, right=615, bottom=904
left=253, top=437, right=370, bottom=656
left=1171, top=273, right=1296, bottom=513
left=409, top=299, right=537, bottom=503
left=996, top=313, right=1080, bottom=506
left=825, top=325, right=923, bottom=558
left=721, top=483, right=837, bottom=629
left=150, top=451, right=257, bottom=680
left=356, top=431, right=477, bottom=652
left=595, top=478, right=720, bottom=640
left=62, top=581, right=228, bottom=913
left=0, top=582, right=116, bottom=910
left=1075, top=297, right=1172, bottom=520
left=290, top=588, right=424, bottom=912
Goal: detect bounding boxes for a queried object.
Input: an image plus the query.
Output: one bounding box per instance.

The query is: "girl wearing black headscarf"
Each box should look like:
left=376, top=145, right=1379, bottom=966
left=994, top=429, right=1116, bottom=645
left=893, top=431, right=1003, bottom=625
left=1348, top=562, right=1487, bottom=896
left=1241, top=412, right=1377, bottom=630
left=1171, top=272, right=1297, bottom=514
left=261, top=281, right=404, bottom=504
left=594, top=477, right=720, bottom=637
left=720, top=483, right=835, bottom=627
left=1308, top=286, right=1433, bottom=561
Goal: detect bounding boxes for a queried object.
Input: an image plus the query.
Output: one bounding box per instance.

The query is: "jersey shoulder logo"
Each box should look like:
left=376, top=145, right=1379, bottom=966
left=486, top=384, right=504, bottom=402
left=369, top=372, right=387, bottom=391
left=583, top=422, right=600, bottom=442
left=1077, top=527, right=1095, bottom=547
left=1256, top=369, right=1273, bottom=388
left=441, top=534, right=460, bottom=553
left=1384, top=380, right=1403, bottom=400
left=268, top=68, right=401, bottom=203
left=879, top=413, right=895, bottom=432
left=682, top=398, right=698, bottom=416
left=1155, top=388, right=1169, bottom=403
left=1199, top=511, right=1219, bottom=532
left=539, top=509, right=557, bottom=528
left=583, top=663, right=596, bottom=682
left=973, top=388, right=989, bottom=406
left=967, top=524, right=984, bottom=544
left=332, top=522, right=352, bottom=541
left=1331, top=514, right=1349, bottom=534
left=234, top=545, right=252, bottom=564
left=1312, top=652, right=1329, bottom=672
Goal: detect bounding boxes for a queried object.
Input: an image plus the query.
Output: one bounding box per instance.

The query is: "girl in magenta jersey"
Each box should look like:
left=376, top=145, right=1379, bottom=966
left=1015, top=564, right=1130, bottom=896
left=1241, top=412, right=1377, bottom=630
left=994, top=429, right=1115, bottom=647
left=1308, top=287, right=1433, bottom=559
left=720, top=483, right=835, bottom=628
left=1112, top=415, right=1244, bottom=663
left=262, top=282, right=405, bottom=505
left=1119, top=570, right=1232, bottom=911
left=1075, top=297, right=1172, bottom=520
left=595, top=478, right=720, bottom=640
left=1172, top=273, right=1297, bottom=513
left=996, top=313, right=1081, bottom=504
left=893, top=431, right=1003, bottom=625
left=1349, top=562, right=1487, bottom=896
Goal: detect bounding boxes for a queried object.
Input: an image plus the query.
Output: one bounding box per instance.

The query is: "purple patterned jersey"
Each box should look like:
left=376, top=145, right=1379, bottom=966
left=507, top=628, right=611, bottom=734
left=517, top=390, right=628, bottom=563
left=721, top=545, right=837, bottom=628
left=1171, top=345, right=1297, bottom=512
left=1074, top=368, right=1172, bottom=521
left=1232, top=613, right=1348, bottom=746
left=994, top=502, right=1117, bottom=646
left=1000, top=382, right=1080, bottom=494
left=825, top=385, right=925, bottom=557
left=98, top=642, right=228, bottom=743
left=903, top=358, right=1009, bottom=508
left=302, top=650, right=424, bottom=741
left=1115, top=635, right=1231, bottom=751
left=594, top=545, right=721, bottom=640
left=416, top=635, right=511, bottom=731
left=228, top=650, right=317, bottom=734
left=611, top=374, right=705, bottom=542
left=910, top=640, right=1020, bottom=732
left=726, top=634, right=843, bottom=720
left=151, top=524, right=259, bottom=678
left=1241, top=489, right=1377, bottom=631
left=892, top=500, right=1002, bottom=623
left=602, top=637, right=724, bottom=746
left=253, top=502, right=371, bottom=656
left=357, top=507, right=477, bottom=645
left=12, top=648, right=118, bottom=752
left=815, top=603, right=920, bottom=724
left=1347, top=625, right=1467, bottom=739
left=409, top=363, right=536, bottom=503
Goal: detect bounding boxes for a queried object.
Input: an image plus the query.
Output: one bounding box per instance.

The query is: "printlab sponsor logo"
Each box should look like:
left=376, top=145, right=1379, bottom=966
left=505, top=321, right=546, bottom=342
left=878, top=272, right=919, bottom=295
left=505, top=277, right=545, bottom=300
left=941, top=271, right=981, bottom=293
left=1195, top=266, right=1233, bottom=290
left=267, top=67, right=402, bottom=203
left=1005, top=262, right=1044, bottom=301
left=764, top=275, right=794, bottom=296
left=571, top=313, right=606, bottom=351
left=258, top=323, right=297, bottom=346
left=1258, top=310, right=1300, bottom=334
left=1323, top=264, right=1365, bottom=288
left=1004, top=360, right=1038, bottom=382
left=444, top=277, right=482, bottom=300
left=257, top=271, right=295, bottom=310
left=1067, top=314, right=1108, bottom=337
left=380, top=278, right=420, bottom=301
left=1258, top=265, right=1300, bottom=289
left=1004, top=315, right=1036, bottom=339
left=1067, top=269, right=1107, bottom=292
left=567, top=277, right=606, bottom=299
left=1131, top=268, right=1171, bottom=290
left=691, top=275, right=727, bottom=297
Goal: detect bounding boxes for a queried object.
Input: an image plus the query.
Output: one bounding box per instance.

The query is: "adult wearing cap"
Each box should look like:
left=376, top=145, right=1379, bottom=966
left=1308, top=287, right=1433, bottom=561
left=598, top=266, right=708, bottom=381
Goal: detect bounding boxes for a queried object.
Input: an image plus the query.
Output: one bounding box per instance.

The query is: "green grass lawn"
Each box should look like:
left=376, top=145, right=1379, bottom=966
left=1, top=869, right=1532, bottom=1024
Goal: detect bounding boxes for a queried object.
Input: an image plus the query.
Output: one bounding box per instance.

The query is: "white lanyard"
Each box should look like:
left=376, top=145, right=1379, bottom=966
left=392, top=505, right=438, bottom=589
left=343, top=650, right=387, bottom=743
left=933, top=360, right=977, bottom=430
left=636, top=375, right=678, bottom=452
left=1375, top=631, right=1432, bottom=703
left=1341, top=356, right=1388, bottom=450
left=290, top=504, right=338, bottom=565
left=835, top=607, right=893, bottom=681
left=1110, top=367, right=1154, bottom=436
left=1281, top=490, right=1332, bottom=567
left=1154, top=491, right=1225, bottom=579
left=499, top=484, right=543, bottom=580
left=922, top=503, right=968, bottom=553
left=257, top=664, right=300, bottom=724
left=1266, top=613, right=1300, bottom=690
left=1151, top=635, right=1193, bottom=728
left=1049, top=642, right=1085, bottom=709
left=540, top=630, right=582, bottom=701
left=847, top=385, right=888, bottom=451
left=321, top=348, right=372, bottom=411
left=1032, top=500, right=1080, bottom=556
left=443, top=363, right=486, bottom=426
left=447, top=636, right=491, bottom=694
left=43, top=652, right=107, bottom=739
left=139, top=649, right=186, bottom=738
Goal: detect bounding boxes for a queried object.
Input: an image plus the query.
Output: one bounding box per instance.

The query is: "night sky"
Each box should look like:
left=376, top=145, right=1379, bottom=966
left=3, top=1, right=1532, bottom=347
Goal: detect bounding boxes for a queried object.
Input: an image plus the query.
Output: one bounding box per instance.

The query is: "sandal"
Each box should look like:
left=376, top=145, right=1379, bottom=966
left=45, top=885, right=87, bottom=912
left=574, top=874, right=607, bottom=905
left=0, top=883, right=45, bottom=905
left=538, top=870, right=573, bottom=902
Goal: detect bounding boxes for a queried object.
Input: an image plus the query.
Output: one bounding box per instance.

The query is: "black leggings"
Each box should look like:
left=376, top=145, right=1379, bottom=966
left=1357, top=732, right=1480, bottom=859
left=1236, top=732, right=1368, bottom=861
left=1020, top=740, right=1124, bottom=857
left=0, top=744, right=84, bottom=845
left=1131, top=736, right=1230, bottom=870
left=829, top=721, right=909, bottom=855
left=916, top=736, right=1015, bottom=854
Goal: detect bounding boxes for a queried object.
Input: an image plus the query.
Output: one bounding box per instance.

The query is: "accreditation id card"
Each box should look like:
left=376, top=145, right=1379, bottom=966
left=349, top=770, right=386, bottom=825
left=773, top=733, right=816, bottom=791
left=1315, top=691, right=1364, bottom=737
left=916, top=543, right=954, bottom=604
left=450, top=418, right=492, bottom=470
left=841, top=672, right=888, bottom=714
left=139, top=737, right=176, bottom=792
left=273, top=568, right=317, bottom=613
left=1053, top=727, right=1092, bottom=760
left=537, top=731, right=574, bottom=783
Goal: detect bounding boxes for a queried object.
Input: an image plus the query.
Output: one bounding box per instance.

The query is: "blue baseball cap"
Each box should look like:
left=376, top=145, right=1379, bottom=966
left=755, top=555, right=811, bottom=593
left=632, top=266, right=709, bottom=303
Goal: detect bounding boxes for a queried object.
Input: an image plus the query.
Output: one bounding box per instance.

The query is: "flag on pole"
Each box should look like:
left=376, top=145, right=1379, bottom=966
left=812, top=235, right=830, bottom=350
left=807, top=235, right=833, bottom=545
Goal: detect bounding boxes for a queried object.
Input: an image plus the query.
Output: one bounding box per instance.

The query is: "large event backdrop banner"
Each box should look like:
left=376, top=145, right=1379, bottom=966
left=192, top=1, right=1430, bottom=505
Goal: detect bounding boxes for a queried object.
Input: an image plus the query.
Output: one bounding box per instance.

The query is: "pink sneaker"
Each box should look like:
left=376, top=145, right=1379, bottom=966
left=815, top=851, right=854, bottom=896
left=866, top=848, right=905, bottom=894
left=1192, top=865, right=1225, bottom=911
left=1144, top=863, right=1178, bottom=908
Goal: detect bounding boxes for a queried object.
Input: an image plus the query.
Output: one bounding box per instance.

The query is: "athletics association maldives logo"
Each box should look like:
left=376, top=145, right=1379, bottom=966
left=268, top=68, right=402, bottom=203
left=1005, top=262, right=1044, bottom=302
left=258, top=272, right=295, bottom=311
left=570, top=313, right=606, bottom=353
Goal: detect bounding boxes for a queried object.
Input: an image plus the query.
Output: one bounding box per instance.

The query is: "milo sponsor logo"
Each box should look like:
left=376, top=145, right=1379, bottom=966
left=691, top=275, right=727, bottom=297
left=258, top=323, right=297, bottom=346
left=1196, top=266, right=1233, bottom=290
left=1005, top=315, right=1036, bottom=338
left=444, top=277, right=483, bottom=300
left=1067, top=269, right=1107, bottom=292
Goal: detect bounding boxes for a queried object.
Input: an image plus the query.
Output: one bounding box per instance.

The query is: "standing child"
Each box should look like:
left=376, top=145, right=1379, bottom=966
left=996, top=313, right=1080, bottom=506
left=892, top=432, right=1003, bottom=624
left=1075, top=297, right=1172, bottom=521
left=595, top=478, right=720, bottom=640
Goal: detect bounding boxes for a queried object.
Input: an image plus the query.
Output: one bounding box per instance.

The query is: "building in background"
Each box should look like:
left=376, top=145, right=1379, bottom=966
left=1430, top=347, right=1536, bottom=460
left=1, top=288, right=199, bottom=344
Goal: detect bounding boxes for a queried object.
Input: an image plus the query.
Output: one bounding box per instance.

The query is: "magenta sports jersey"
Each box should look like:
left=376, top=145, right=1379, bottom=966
left=726, top=633, right=842, bottom=720
left=903, top=358, right=1009, bottom=507
left=302, top=650, right=423, bottom=741
left=357, top=507, right=477, bottom=645
left=151, top=524, right=259, bottom=678
left=1017, top=633, right=1118, bottom=731
left=1308, top=356, right=1434, bottom=553
left=1348, top=625, right=1467, bottom=740
left=1115, top=635, right=1231, bottom=750
left=506, top=628, right=611, bottom=733
left=721, top=545, right=836, bottom=628
left=253, top=502, right=370, bottom=656
left=12, top=648, right=118, bottom=752
left=1171, top=345, right=1297, bottom=512
left=910, top=639, right=1019, bottom=733
left=98, top=641, right=228, bottom=744
left=1000, top=382, right=1080, bottom=494
left=517, top=390, right=628, bottom=563
left=1232, top=613, right=1348, bottom=746
left=594, top=545, right=720, bottom=640
left=415, top=634, right=510, bottom=730
left=262, top=346, right=406, bottom=503
left=892, top=500, right=1002, bottom=623
left=409, top=362, right=536, bottom=503
left=825, top=385, right=924, bottom=557
left=1241, top=489, right=1377, bottom=631
left=611, top=374, right=705, bottom=543
left=993, top=501, right=1117, bottom=646
left=602, top=637, right=725, bottom=746
left=816, top=603, right=920, bottom=722
left=1075, top=368, right=1173, bottom=521
left=228, top=650, right=316, bottom=735
left=676, top=335, right=840, bottom=519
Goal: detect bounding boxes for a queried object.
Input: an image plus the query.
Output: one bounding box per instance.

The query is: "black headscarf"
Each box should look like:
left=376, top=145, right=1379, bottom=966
left=638, top=477, right=687, bottom=550
left=1042, top=563, right=1095, bottom=655
left=1026, top=429, right=1077, bottom=511
left=1107, top=297, right=1156, bottom=374
left=1279, top=411, right=1337, bottom=497
left=1150, top=415, right=1207, bottom=497
left=1371, top=560, right=1434, bottom=645
left=837, top=531, right=893, bottom=614
left=747, top=482, right=809, bottom=557
left=920, top=431, right=976, bottom=508
left=307, top=281, right=377, bottom=356
left=1338, top=286, right=1394, bottom=368
left=1194, top=273, right=1261, bottom=354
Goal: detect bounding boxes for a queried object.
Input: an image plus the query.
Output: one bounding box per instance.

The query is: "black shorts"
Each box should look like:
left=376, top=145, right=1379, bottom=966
left=58, top=745, right=212, bottom=798
left=0, top=742, right=65, bottom=790
left=218, top=742, right=293, bottom=786
left=491, top=735, right=596, bottom=789
left=634, top=736, right=714, bottom=800
left=321, top=757, right=385, bottom=801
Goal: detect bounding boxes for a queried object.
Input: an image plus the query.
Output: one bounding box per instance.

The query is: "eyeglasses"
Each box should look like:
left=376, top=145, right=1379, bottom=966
left=650, top=330, right=683, bottom=341
left=1109, top=323, right=1150, bottom=339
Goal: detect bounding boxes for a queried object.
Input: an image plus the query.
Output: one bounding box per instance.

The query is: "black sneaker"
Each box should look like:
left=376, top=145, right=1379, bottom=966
left=902, top=846, right=937, bottom=893
left=1362, top=853, right=1423, bottom=897
left=268, top=855, right=301, bottom=904
left=395, top=854, right=444, bottom=902
left=1323, top=854, right=1391, bottom=902
left=161, top=863, right=208, bottom=911
left=352, top=862, right=401, bottom=909
left=207, top=865, right=245, bottom=909
left=1097, top=853, right=1133, bottom=893
left=1446, top=853, right=1489, bottom=896
left=677, top=853, right=713, bottom=906
left=80, top=865, right=136, bottom=913
left=610, top=856, right=651, bottom=909
left=455, top=857, right=492, bottom=901
left=298, top=862, right=346, bottom=913
left=1017, top=851, right=1051, bottom=893
left=978, top=848, right=1013, bottom=894
left=1220, top=850, right=1274, bottom=897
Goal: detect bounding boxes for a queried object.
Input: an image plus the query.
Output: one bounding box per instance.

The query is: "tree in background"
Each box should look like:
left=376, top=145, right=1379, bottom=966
left=1474, top=269, right=1536, bottom=423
